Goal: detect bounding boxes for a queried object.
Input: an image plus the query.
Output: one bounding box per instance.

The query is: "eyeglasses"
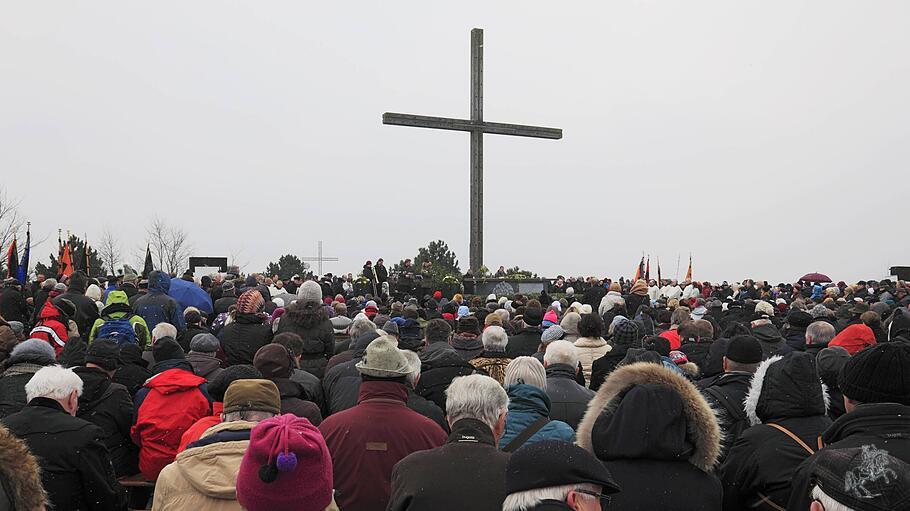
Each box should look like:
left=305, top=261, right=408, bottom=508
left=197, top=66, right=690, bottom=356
left=573, top=489, right=612, bottom=507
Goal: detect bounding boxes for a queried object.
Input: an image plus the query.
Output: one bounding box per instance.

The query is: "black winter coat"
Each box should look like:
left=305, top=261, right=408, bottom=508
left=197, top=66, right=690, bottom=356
left=545, top=364, right=594, bottom=430
left=217, top=313, right=273, bottom=366
left=54, top=290, right=100, bottom=339
left=388, top=418, right=510, bottom=511
left=176, top=324, right=210, bottom=353
left=73, top=366, right=139, bottom=477
left=212, top=294, right=237, bottom=316
left=112, top=344, right=152, bottom=397
left=506, top=327, right=544, bottom=358
left=679, top=341, right=713, bottom=370
left=588, top=345, right=631, bottom=391
left=0, top=352, right=57, bottom=418
left=0, top=287, right=28, bottom=324
left=271, top=377, right=322, bottom=425
left=406, top=389, right=448, bottom=433
left=750, top=323, right=791, bottom=359
left=290, top=368, right=325, bottom=414
left=697, top=371, right=752, bottom=462
left=782, top=325, right=807, bottom=352
left=415, top=343, right=476, bottom=412
left=719, top=352, right=831, bottom=511
left=274, top=313, right=335, bottom=362
left=2, top=397, right=126, bottom=510
left=583, top=286, right=606, bottom=309
left=788, top=402, right=910, bottom=510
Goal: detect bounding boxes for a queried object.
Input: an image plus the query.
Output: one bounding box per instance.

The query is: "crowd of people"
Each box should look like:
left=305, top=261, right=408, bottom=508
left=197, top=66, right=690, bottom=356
left=0, top=268, right=909, bottom=510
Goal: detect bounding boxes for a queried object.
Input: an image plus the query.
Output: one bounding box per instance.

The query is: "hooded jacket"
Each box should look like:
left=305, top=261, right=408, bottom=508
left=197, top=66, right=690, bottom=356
left=750, top=321, right=791, bottom=359
left=187, top=351, right=224, bottom=380
left=499, top=384, right=575, bottom=449
left=545, top=363, right=595, bottom=430
left=131, top=366, right=211, bottom=480
left=132, top=271, right=185, bottom=333
left=113, top=344, right=152, bottom=397
left=152, top=420, right=256, bottom=511
left=450, top=332, right=483, bottom=361
left=74, top=366, right=139, bottom=477
left=54, top=273, right=101, bottom=339
left=829, top=323, right=877, bottom=355
left=30, top=298, right=70, bottom=356
left=576, top=362, right=722, bottom=510
left=415, top=342, right=476, bottom=411
left=573, top=336, right=611, bottom=385
left=0, top=348, right=57, bottom=418
left=89, top=290, right=151, bottom=347
left=719, top=352, right=831, bottom=510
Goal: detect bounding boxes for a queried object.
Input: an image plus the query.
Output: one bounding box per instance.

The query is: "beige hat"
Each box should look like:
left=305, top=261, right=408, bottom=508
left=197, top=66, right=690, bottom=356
left=356, top=337, right=412, bottom=378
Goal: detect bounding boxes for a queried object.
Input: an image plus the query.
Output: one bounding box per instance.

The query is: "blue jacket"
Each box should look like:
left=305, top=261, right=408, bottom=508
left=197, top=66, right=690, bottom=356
left=499, top=383, right=575, bottom=450
left=132, top=271, right=185, bottom=333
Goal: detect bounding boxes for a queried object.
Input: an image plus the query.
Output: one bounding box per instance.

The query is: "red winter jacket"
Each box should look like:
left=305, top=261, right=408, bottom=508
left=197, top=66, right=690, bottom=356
left=176, top=401, right=223, bottom=453
left=319, top=380, right=447, bottom=511
left=130, top=366, right=210, bottom=480
left=829, top=324, right=877, bottom=355
left=29, top=299, right=68, bottom=356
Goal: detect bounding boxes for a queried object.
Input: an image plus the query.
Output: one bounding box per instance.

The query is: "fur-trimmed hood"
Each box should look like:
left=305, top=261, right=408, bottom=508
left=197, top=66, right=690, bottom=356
left=577, top=362, right=721, bottom=472
left=0, top=424, right=47, bottom=510
left=744, top=352, right=829, bottom=426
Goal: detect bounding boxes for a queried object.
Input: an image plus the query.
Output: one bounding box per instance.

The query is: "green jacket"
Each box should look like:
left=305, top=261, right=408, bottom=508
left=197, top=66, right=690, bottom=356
left=89, top=290, right=151, bottom=348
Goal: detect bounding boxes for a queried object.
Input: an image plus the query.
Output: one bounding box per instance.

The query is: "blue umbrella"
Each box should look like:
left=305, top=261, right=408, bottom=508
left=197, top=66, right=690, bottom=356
left=167, top=278, right=214, bottom=314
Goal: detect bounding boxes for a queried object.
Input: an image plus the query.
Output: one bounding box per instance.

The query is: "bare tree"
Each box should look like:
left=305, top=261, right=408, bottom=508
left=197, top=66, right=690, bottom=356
left=145, top=217, right=193, bottom=275
left=0, top=187, right=25, bottom=275
left=97, top=227, right=122, bottom=276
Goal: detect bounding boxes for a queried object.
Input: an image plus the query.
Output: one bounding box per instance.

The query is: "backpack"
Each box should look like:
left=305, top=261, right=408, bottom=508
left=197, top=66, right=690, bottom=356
left=98, top=316, right=138, bottom=345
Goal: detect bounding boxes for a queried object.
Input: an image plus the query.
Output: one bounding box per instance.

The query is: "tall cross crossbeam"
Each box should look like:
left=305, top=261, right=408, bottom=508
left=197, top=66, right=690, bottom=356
left=383, top=28, right=562, bottom=273
left=302, top=240, right=338, bottom=276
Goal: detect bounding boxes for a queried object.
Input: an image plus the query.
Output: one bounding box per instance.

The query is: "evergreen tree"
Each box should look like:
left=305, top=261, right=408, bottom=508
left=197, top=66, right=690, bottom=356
left=393, top=240, right=461, bottom=283
left=34, top=234, right=105, bottom=279
left=265, top=254, right=308, bottom=280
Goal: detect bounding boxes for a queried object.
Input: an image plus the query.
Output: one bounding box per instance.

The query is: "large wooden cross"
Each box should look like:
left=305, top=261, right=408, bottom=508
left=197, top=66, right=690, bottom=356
left=383, top=28, right=562, bottom=273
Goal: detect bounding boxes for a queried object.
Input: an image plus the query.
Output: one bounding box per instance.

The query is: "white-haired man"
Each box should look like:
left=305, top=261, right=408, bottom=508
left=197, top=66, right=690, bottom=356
left=543, top=340, right=595, bottom=430
left=503, top=440, right=620, bottom=511
left=2, top=365, right=126, bottom=510
left=388, top=374, right=511, bottom=511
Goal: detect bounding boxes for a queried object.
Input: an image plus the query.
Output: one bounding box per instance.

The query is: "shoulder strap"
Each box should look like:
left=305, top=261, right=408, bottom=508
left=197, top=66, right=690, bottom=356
left=705, top=386, right=746, bottom=422
left=503, top=417, right=550, bottom=453
left=766, top=423, right=815, bottom=455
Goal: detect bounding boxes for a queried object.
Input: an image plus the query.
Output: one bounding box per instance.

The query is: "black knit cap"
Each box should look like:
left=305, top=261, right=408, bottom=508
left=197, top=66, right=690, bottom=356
left=152, top=337, right=185, bottom=363
left=85, top=339, right=120, bottom=371
left=840, top=341, right=910, bottom=406
left=725, top=335, right=763, bottom=364
left=787, top=309, right=813, bottom=329
left=505, top=440, right=620, bottom=495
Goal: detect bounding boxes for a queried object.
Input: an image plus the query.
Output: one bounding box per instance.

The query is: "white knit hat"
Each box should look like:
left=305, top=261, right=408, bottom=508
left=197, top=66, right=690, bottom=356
left=297, top=280, right=322, bottom=304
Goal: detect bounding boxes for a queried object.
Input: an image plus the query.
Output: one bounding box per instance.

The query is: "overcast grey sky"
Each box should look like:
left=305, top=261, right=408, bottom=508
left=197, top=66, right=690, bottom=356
left=1, top=1, right=908, bottom=283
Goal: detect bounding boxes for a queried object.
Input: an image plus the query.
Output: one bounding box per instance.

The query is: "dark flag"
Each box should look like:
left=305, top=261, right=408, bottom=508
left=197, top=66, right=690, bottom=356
left=657, top=257, right=662, bottom=285
left=645, top=256, right=650, bottom=281
left=142, top=244, right=154, bottom=278
left=16, top=225, right=30, bottom=284
left=5, top=237, right=18, bottom=280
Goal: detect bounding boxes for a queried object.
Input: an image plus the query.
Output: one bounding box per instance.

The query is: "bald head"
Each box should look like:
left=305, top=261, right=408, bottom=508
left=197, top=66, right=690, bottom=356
left=806, top=321, right=836, bottom=345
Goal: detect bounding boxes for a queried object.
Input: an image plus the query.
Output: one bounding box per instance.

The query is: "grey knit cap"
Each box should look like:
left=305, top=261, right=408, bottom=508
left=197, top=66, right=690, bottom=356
left=12, top=339, right=56, bottom=360
left=356, top=337, right=411, bottom=378
left=297, top=280, right=322, bottom=304
left=810, top=304, right=831, bottom=319
left=190, top=333, right=221, bottom=353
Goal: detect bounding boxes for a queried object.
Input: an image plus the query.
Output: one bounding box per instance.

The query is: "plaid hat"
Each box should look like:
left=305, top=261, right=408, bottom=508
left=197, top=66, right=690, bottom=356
left=810, top=304, right=831, bottom=319
left=223, top=379, right=281, bottom=415
left=840, top=342, right=910, bottom=405
left=806, top=446, right=910, bottom=510
left=237, top=289, right=265, bottom=314
left=85, top=339, right=120, bottom=371
left=612, top=319, right=640, bottom=347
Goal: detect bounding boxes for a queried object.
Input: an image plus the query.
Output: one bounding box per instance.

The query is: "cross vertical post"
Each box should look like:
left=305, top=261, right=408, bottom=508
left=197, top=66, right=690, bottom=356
left=470, top=28, right=483, bottom=274
left=301, top=240, right=339, bottom=277
left=382, top=28, right=563, bottom=275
